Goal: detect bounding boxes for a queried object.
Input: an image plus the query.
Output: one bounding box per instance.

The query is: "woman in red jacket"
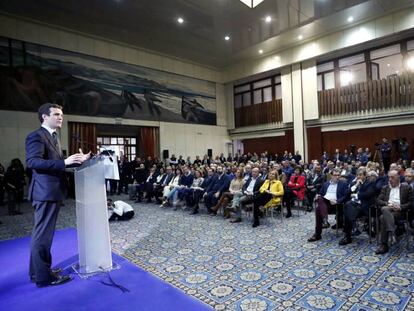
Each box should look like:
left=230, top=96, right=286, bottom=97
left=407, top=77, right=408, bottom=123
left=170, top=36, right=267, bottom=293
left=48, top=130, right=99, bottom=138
left=285, top=166, right=306, bottom=218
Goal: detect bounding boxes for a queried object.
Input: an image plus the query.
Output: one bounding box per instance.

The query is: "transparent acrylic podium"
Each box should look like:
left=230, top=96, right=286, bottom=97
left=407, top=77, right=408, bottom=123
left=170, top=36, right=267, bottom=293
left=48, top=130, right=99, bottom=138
left=72, top=156, right=119, bottom=278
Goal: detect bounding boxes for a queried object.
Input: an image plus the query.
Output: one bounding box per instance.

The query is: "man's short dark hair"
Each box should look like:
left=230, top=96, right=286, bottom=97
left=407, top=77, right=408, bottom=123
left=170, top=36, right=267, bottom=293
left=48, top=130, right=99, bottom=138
left=38, top=103, right=63, bottom=123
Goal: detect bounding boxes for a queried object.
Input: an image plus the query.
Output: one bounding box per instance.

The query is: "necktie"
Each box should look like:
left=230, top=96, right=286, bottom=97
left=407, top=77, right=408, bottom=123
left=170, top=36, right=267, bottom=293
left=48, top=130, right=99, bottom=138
left=52, top=132, right=62, bottom=156
left=52, top=132, right=58, bottom=147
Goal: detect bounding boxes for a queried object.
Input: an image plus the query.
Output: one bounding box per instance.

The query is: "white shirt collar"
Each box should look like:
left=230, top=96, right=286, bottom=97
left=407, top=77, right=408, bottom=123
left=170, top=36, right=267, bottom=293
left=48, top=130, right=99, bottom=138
left=41, top=124, right=56, bottom=135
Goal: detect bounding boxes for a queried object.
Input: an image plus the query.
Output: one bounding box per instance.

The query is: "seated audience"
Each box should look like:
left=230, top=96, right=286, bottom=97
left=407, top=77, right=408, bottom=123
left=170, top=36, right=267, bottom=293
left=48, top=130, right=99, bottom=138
left=305, top=164, right=325, bottom=212
left=308, top=169, right=349, bottom=242
left=203, top=166, right=231, bottom=214
left=339, top=167, right=377, bottom=245
left=212, top=168, right=244, bottom=217
left=375, top=170, right=413, bottom=254
left=190, top=168, right=214, bottom=214
left=284, top=166, right=306, bottom=218
left=251, top=170, right=284, bottom=227
left=161, top=168, right=182, bottom=207
left=230, top=168, right=264, bottom=223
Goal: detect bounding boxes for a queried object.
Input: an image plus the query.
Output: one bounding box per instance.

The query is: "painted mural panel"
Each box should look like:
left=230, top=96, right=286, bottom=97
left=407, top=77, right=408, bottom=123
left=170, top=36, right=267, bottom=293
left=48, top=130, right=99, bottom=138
left=0, top=37, right=216, bottom=125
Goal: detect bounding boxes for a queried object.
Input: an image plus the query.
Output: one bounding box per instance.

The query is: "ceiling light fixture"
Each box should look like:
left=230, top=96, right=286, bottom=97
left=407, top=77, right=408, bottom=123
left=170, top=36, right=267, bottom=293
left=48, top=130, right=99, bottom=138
left=298, top=35, right=303, bottom=40
left=177, top=17, right=184, bottom=24
left=265, top=16, right=272, bottom=23
left=347, top=16, right=354, bottom=22
left=239, top=0, right=264, bottom=8
left=224, top=35, right=230, bottom=41
left=259, top=49, right=263, bottom=54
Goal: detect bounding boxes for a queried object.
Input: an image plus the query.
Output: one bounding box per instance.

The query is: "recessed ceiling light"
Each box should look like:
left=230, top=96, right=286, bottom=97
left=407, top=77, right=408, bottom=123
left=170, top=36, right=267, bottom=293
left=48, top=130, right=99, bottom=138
left=387, top=63, right=390, bottom=67
left=347, top=16, right=354, bottom=22
left=298, top=35, right=303, bottom=40
left=177, top=17, right=184, bottom=24
left=259, top=49, right=263, bottom=54
left=265, top=16, right=272, bottom=23
left=224, top=35, right=230, bottom=41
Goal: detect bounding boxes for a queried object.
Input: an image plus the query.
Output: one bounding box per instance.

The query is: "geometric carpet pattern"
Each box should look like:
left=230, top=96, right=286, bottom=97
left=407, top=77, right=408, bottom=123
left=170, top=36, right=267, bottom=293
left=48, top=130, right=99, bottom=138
left=1, top=196, right=413, bottom=311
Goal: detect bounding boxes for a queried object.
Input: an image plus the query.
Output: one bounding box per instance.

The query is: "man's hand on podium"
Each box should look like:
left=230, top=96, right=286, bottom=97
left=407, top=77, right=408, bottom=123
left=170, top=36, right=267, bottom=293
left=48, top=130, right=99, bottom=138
left=64, top=149, right=91, bottom=166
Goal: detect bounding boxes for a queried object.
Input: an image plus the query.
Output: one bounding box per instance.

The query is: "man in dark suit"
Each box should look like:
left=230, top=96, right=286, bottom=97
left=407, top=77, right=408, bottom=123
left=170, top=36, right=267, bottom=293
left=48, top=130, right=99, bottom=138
left=305, top=164, right=325, bottom=212
left=375, top=170, right=413, bottom=254
left=339, top=168, right=377, bottom=245
left=230, top=167, right=264, bottom=223
left=203, top=166, right=231, bottom=214
left=308, top=169, right=349, bottom=242
left=153, top=166, right=174, bottom=203
left=26, top=103, right=89, bottom=287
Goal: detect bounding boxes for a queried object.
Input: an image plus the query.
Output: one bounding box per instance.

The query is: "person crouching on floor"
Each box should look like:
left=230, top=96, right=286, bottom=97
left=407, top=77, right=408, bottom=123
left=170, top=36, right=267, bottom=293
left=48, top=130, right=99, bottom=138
left=107, top=199, right=135, bottom=221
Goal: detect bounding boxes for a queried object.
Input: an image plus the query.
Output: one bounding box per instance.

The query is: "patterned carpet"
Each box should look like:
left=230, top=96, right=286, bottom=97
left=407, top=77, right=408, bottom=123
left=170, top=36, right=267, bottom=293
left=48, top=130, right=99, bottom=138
left=1, top=196, right=413, bottom=311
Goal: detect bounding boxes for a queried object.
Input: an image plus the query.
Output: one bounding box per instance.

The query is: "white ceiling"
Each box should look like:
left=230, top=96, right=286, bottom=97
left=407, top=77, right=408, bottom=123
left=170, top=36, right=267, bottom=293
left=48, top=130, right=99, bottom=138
left=1, top=0, right=413, bottom=68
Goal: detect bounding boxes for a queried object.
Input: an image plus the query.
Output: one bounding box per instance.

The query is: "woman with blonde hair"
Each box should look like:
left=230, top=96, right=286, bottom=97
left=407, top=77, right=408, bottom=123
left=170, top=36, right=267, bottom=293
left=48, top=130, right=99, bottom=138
left=212, top=168, right=245, bottom=217
left=251, top=170, right=284, bottom=227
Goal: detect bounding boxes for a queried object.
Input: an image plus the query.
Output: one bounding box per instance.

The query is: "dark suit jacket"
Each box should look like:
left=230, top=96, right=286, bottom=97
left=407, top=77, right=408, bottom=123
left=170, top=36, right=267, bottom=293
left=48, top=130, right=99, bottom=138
left=319, top=180, right=349, bottom=204
left=26, top=127, right=66, bottom=202
left=377, top=183, right=413, bottom=211
left=206, top=173, right=231, bottom=194
left=242, top=177, right=264, bottom=196
left=356, top=180, right=377, bottom=210
left=161, top=173, right=175, bottom=186
left=306, top=173, right=325, bottom=191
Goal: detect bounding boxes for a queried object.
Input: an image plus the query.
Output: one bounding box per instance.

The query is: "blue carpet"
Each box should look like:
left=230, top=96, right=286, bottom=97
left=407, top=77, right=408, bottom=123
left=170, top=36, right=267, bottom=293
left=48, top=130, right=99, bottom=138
left=0, top=228, right=212, bottom=311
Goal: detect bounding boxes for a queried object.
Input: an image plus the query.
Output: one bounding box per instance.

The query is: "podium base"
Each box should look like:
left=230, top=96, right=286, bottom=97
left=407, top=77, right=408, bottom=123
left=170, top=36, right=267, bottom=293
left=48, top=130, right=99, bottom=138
left=71, top=262, right=121, bottom=279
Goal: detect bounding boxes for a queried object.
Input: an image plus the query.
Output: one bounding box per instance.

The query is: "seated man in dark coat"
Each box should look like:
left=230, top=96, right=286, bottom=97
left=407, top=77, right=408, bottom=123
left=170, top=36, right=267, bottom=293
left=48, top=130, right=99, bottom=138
left=203, top=166, right=231, bottom=214
left=338, top=167, right=377, bottom=245
left=375, top=170, right=413, bottom=254
left=308, top=169, right=349, bottom=242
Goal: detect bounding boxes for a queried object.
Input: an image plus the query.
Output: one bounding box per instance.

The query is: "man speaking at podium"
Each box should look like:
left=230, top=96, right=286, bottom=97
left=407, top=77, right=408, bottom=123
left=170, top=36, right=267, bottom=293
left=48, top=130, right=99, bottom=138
left=26, top=103, right=90, bottom=287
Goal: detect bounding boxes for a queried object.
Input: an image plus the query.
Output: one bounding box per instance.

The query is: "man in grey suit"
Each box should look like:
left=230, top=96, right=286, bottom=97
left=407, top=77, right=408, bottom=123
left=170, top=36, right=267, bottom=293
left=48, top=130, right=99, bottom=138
left=375, top=170, right=413, bottom=254
left=26, top=103, right=89, bottom=287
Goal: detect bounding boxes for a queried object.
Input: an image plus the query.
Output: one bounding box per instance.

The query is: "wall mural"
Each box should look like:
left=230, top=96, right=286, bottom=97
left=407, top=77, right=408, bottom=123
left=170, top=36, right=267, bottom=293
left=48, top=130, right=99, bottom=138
left=0, top=37, right=216, bottom=125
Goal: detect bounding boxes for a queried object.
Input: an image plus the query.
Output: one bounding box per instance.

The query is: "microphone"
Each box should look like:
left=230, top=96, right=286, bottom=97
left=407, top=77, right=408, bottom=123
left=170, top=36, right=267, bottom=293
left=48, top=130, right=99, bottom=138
left=99, top=147, right=114, bottom=162
left=71, top=135, right=114, bottom=162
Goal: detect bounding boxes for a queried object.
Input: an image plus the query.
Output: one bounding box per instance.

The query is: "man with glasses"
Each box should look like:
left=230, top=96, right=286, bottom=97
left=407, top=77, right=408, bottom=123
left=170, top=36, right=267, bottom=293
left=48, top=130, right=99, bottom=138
left=308, top=169, right=349, bottom=242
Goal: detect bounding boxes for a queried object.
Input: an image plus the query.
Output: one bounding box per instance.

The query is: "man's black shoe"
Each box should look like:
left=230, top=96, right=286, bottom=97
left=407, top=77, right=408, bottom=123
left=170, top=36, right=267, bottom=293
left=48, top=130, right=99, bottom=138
left=307, top=235, right=321, bottom=242
left=338, top=237, right=352, bottom=245
left=285, top=212, right=292, bottom=218
left=322, top=221, right=331, bottom=229
left=30, top=268, right=63, bottom=283
left=252, top=222, right=259, bottom=228
left=230, top=218, right=242, bottom=223
left=36, top=275, right=72, bottom=288
left=190, top=210, right=198, bottom=215
left=375, top=244, right=389, bottom=255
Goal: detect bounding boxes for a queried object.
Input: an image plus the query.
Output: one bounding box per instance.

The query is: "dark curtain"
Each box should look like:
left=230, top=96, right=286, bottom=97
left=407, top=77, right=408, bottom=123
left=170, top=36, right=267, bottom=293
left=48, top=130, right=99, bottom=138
left=69, top=122, right=97, bottom=155
left=139, top=127, right=158, bottom=158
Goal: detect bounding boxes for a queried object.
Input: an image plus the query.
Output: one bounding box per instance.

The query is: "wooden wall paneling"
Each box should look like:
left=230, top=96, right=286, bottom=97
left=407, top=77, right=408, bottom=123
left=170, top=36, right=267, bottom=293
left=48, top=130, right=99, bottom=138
left=307, top=126, right=322, bottom=161
left=321, top=124, right=414, bottom=162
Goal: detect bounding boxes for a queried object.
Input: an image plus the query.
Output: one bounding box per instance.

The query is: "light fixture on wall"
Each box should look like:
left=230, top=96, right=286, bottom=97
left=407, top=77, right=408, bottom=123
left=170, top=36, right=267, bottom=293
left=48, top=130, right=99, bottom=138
left=265, top=16, right=272, bottom=23
left=224, top=35, right=230, bottom=41
left=177, top=17, right=184, bottom=24
left=239, top=0, right=264, bottom=8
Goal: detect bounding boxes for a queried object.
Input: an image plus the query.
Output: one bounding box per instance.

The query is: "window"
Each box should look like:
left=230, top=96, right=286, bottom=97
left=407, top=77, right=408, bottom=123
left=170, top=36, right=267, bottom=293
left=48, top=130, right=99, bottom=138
left=234, top=74, right=281, bottom=108
left=370, top=44, right=403, bottom=79
left=253, top=89, right=262, bottom=105
left=317, top=61, right=335, bottom=90
left=97, top=136, right=138, bottom=161
left=339, top=54, right=366, bottom=86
